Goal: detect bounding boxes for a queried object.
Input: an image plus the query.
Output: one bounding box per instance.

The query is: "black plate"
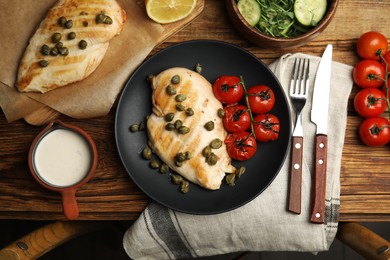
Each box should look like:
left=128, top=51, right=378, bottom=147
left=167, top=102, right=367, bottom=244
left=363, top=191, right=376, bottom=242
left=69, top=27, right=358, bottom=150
left=115, top=40, right=291, bottom=215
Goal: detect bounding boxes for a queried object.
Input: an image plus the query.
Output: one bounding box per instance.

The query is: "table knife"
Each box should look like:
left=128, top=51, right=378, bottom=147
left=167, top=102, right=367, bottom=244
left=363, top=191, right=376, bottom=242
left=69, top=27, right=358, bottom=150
left=310, top=44, right=332, bottom=224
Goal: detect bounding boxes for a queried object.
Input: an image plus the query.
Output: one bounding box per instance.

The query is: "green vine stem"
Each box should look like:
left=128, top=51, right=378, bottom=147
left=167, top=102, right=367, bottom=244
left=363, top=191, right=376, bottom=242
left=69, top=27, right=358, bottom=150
left=239, top=76, right=256, bottom=138
left=379, top=53, right=390, bottom=121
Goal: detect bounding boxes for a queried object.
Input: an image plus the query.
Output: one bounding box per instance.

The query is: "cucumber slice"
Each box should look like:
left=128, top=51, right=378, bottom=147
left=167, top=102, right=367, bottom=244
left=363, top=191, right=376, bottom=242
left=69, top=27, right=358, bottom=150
left=294, top=0, right=327, bottom=27
left=237, top=0, right=261, bottom=27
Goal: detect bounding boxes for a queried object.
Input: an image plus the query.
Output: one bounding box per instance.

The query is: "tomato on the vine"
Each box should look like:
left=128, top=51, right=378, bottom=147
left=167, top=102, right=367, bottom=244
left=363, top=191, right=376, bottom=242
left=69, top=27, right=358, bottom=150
left=356, top=31, right=388, bottom=60
left=225, top=131, right=257, bottom=161
left=352, top=60, right=385, bottom=88
left=353, top=88, right=387, bottom=117
left=359, top=117, right=390, bottom=146
left=247, top=85, right=275, bottom=114
left=222, top=104, right=251, bottom=132
left=382, top=80, right=390, bottom=97
left=253, top=114, right=280, bottom=142
left=212, top=76, right=244, bottom=104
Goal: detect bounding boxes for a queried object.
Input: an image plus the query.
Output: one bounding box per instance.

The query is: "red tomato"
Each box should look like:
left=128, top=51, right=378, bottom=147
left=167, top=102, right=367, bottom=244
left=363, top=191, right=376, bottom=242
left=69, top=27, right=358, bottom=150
left=212, top=76, right=244, bottom=104
left=356, top=31, right=388, bottom=60
left=222, top=104, right=251, bottom=133
left=381, top=51, right=390, bottom=70
left=359, top=117, right=390, bottom=146
left=352, top=60, right=385, bottom=88
left=247, top=85, right=275, bottom=114
left=353, top=88, right=387, bottom=117
left=253, top=114, right=280, bottom=142
left=225, top=131, right=257, bottom=161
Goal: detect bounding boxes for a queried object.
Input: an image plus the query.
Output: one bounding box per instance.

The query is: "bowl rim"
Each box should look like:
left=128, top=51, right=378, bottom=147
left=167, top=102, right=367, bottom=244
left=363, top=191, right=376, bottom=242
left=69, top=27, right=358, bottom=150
left=227, top=0, right=339, bottom=42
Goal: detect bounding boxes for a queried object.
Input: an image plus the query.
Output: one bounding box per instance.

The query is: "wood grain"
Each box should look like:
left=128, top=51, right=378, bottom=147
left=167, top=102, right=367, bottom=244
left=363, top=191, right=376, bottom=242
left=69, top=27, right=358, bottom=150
left=1, top=0, right=390, bottom=221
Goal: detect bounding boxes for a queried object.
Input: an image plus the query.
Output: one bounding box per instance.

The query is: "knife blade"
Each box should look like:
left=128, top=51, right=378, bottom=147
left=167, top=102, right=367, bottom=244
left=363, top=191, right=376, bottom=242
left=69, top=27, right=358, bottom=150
left=310, top=44, right=332, bottom=224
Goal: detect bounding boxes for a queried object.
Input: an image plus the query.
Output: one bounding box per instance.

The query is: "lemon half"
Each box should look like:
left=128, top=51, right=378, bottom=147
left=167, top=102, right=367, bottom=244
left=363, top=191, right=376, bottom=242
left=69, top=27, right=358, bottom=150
left=145, top=0, right=197, bottom=24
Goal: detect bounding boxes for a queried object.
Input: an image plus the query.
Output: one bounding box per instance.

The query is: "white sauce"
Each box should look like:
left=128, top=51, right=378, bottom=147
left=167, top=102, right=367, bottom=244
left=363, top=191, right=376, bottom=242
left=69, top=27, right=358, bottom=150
left=33, top=128, right=92, bottom=187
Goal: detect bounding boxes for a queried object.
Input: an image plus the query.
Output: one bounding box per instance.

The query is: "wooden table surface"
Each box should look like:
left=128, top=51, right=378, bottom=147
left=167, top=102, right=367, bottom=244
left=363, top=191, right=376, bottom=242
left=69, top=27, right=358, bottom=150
left=0, top=0, right=389, bottom=222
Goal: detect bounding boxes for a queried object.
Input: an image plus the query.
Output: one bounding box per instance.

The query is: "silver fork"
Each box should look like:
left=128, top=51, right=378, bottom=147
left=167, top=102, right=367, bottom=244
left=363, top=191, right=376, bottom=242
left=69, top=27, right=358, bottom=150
left=287, top=58, right=310, bottom=215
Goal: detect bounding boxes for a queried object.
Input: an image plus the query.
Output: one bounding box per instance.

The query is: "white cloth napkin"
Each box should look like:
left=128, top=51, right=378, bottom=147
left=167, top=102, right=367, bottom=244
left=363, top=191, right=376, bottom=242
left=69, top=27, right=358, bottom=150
left=123, top=53, right=354, bottom=259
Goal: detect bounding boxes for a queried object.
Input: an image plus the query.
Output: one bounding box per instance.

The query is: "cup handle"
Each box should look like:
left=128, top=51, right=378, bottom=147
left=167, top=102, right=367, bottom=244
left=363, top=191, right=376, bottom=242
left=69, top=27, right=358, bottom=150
left=61, top=189, right=79, bottom=220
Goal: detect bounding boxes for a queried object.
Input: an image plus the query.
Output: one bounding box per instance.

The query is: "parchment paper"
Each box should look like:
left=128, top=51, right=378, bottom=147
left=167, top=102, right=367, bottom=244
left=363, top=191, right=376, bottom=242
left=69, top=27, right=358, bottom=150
left=0, top=0, right=163, bottom=122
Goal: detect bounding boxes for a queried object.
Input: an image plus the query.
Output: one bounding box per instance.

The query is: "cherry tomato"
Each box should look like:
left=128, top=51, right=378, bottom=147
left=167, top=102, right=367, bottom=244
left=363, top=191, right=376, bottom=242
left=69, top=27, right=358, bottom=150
left=222, top=104, right=251, bottom=132
left=359, top=117, right=390, bottom=146
left=381, top=50, right=390, bottom=70
left=353, top=88, right=387, bottom=117
left=225, top=131, right=257, bottom=161
left=352, top=60, right=385, bottom=88
left=356, top=31, right=388, bottom=60
left=253, top=114, right=280, bottom=142
left=247, top=85, right=275, bottom=114
left=212, top=76, right=244, bottom=104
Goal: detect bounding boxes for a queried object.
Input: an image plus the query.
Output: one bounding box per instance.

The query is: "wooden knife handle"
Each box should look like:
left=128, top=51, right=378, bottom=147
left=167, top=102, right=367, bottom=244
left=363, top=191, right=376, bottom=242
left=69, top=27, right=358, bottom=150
left=310, top=134, right=328, bottom=224
left=288, top=136, right=303, bottom=214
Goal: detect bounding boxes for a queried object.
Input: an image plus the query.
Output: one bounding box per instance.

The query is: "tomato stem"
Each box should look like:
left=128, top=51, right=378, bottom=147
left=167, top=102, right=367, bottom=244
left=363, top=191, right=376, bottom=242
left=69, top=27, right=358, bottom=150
left=239, top=76, right=257, bottom=139
left=379, top=53, right=390, bottom=121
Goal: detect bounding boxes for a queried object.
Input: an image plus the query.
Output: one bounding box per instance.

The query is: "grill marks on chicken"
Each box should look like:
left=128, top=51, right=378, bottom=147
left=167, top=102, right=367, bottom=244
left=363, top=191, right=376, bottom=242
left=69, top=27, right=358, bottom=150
left=16, top=0, right=126, bottom=93
left=147, top=67, right=236, bottom=190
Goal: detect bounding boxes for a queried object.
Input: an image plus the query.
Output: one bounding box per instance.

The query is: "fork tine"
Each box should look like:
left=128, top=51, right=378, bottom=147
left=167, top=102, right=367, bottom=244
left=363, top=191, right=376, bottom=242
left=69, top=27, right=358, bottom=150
left=304, top=59, right=310, bottom=96
left=289, top=58, right=298, bottom=96
left=296, top=58, right=304, bottom=95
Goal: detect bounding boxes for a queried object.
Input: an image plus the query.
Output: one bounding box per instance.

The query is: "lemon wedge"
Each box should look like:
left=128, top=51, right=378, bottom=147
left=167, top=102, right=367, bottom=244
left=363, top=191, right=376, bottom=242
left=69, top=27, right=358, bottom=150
left=145, top=0, right=197, bottom=24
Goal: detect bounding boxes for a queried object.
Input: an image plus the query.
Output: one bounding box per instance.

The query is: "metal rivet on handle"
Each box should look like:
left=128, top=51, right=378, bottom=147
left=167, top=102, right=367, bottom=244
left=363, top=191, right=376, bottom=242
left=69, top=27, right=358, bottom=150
left=294, top=163, right=300, bottom=170
left=318, top=159, right=324, bottom=165
left=295, top=143, right=301, bottom=149
left=319, top=143, right=325, bottom=148
left=377, top=245, right=389, bottom=255
left=315, top=213, right=321, bottom=218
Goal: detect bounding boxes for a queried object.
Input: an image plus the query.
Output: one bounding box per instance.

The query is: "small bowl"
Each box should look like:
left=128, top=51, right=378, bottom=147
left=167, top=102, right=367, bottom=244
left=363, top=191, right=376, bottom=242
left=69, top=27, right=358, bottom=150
left=28, top=120, right=98, bottom=220
left=226, top=0, right=339, bottom=49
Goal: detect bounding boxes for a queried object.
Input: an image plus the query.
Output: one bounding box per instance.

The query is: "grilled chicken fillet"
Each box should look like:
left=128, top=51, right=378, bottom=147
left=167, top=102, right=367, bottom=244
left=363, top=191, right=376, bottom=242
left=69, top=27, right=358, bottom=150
left=147, top=67, right=236, bottom=190
left=16, top=0, right=126, bottom=93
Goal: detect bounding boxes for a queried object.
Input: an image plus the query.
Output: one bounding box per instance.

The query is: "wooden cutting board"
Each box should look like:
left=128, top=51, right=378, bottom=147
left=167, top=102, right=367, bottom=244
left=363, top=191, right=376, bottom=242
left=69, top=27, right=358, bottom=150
left=24, top=0, right=205, bottom=126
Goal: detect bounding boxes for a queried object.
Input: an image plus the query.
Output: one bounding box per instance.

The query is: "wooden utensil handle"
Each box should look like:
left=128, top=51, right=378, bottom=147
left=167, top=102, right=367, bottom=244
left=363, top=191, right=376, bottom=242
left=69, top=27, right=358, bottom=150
left=310, top=134, right=328, bottom=223
left=288, top=136, right=303, bottom=214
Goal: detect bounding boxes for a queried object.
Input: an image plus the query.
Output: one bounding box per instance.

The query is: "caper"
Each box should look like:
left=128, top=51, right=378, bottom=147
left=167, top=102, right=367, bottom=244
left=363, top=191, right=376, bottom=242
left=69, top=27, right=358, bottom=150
left=178, top=126, right=190, bottom=134
left=171, top=174, right=183, bottom=185
left=149, top=160, right=160, bottom=169
left=129, top=124, right=139, bottom=132
left=50, top=47, right=59, bottom=56
left=217, top=108, right=225, bottom=118
left=58, top=16, right=67, bottom=26
left=146, top=74, right=154, bottom=83
left=175, top=104, right=185, bottom=111
left=175, top=160, right=183, bottom=167
left=166, top=85, right=176, bottom=95
left=164, top=113, right=175, bottom=122
left=58, top=47, right=69, bottom=56
left=138, top=121, right=146, bottom=131
left=185, top=108, right=194, bottom=116
left=55, top=42, right=63, bottom=49
left=79, top=40, right=88, bottom=49
left=64, top=20, right=73, bottom=29
left=174, top=120, right=182, bottom=129
left=51, top=33, right=62, bottom=43
left=165, top=123, right=175, bottom=131
left=104, top=16, right=113, bottom=24
left=206, top=153, right=218, bottom=166
left=226, top=173, right=236, bottom=186
left=210, top=138, right=222, bottom=149
left=142, top=147, right=152, bottom=160
left=96, top=13, right=106, bottom=24
left=204, top=121, right=214, bottom=131
left=171, top=75, right=180, bottom=84
left=235, top=166, right=246, bottom=179
left=175, top=153, right=186, bottom=163
left=159, top=164, right=169, bottom=174
left=83, top=21, right=89, bottom=27
left=195, top=63, right=202, bottom=74
left=180, top=180, right=189, bottom=193
left=202, top=146, right=212, bottom=158
left=41, top=44, right=50, bottom=55
left=68, top=32, right=76, bottom=40
left=184, top=151, right=191, bottom=160
left=175, top=94, right=186, bottom=102
left=38, top=60, right=49, bottom=67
